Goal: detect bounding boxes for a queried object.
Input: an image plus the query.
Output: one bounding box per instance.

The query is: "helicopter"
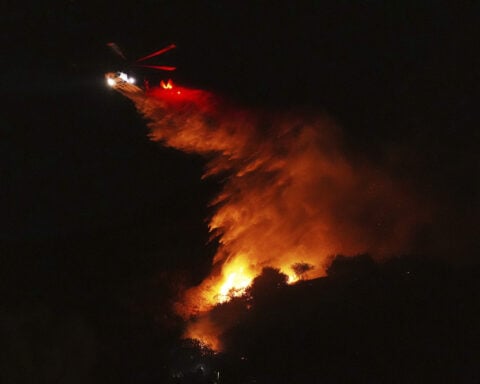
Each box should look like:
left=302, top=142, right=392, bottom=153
left=105, top=42, right=176, bottom=92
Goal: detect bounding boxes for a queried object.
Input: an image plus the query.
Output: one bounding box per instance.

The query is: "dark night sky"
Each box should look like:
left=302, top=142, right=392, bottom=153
left=1, top=1, right=479, bottom=383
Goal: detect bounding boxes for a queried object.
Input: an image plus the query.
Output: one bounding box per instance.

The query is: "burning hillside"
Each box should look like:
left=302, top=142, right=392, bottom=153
left=116, top=82, right=430, bottom=348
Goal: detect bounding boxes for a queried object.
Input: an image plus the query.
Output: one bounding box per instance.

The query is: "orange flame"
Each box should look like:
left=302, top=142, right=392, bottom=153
left=182, top=315, right=222, bottom=351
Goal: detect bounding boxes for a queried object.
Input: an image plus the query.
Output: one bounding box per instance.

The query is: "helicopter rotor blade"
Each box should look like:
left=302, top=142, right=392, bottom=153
left=107, top=42, right=127, bottom=60
left=135, top=44, right=176, bottom=62
left=136, top=64, right=176, bottom=71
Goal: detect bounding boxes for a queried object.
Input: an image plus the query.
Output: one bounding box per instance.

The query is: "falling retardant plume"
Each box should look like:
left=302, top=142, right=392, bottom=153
left=118, top=83, right=431, bottom=349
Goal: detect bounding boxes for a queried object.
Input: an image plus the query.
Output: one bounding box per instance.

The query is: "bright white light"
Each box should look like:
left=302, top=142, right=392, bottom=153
left=128, top=77, right=135, bottom=84
left=119, top=72, right=128, bottom=81
left=107, top=78, right=116, bottom=86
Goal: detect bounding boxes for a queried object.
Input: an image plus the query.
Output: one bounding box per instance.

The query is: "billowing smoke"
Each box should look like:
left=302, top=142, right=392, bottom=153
left=122, top=84, right=430, bottom=347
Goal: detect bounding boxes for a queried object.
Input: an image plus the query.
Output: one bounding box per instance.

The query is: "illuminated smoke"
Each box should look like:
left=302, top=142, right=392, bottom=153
left=121, top=85, right=430, bottom=348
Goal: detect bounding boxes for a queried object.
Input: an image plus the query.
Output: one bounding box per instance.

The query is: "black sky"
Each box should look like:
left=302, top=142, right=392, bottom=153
left=1, top=1, right=479, bottom=382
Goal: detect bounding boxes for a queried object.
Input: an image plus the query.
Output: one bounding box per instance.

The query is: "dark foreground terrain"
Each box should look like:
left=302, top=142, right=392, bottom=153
left=2, top=248, right=478, bottom=383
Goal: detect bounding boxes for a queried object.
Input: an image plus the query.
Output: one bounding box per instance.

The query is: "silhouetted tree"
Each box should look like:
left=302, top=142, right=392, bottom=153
left=247, top=267, right=287, bottom=304
left=291, top=262, right=314, bottom=280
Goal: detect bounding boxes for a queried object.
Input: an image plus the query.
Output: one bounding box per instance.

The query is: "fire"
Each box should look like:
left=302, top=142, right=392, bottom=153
left=215, top=256, right=255, bottom=302
left=118, top=83, right=431, bottom=351
left=218, top=270, right=251, bottom=301
left=218, top=264, right=299, bottom=296
left=211, top=257, right=302, bottom=304
left=182, top=316, right=222, bottom=351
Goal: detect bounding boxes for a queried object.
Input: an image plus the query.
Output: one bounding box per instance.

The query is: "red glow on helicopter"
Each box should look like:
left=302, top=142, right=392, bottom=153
left=161, top=79, right=174, bottom=89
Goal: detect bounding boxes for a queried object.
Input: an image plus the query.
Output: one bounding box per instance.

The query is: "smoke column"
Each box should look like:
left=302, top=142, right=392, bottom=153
left=121, top=84, right=430, bottom=348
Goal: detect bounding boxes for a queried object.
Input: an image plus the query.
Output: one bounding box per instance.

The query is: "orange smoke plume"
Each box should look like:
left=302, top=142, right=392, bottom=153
left=123, top=85, right=430, bottom=349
